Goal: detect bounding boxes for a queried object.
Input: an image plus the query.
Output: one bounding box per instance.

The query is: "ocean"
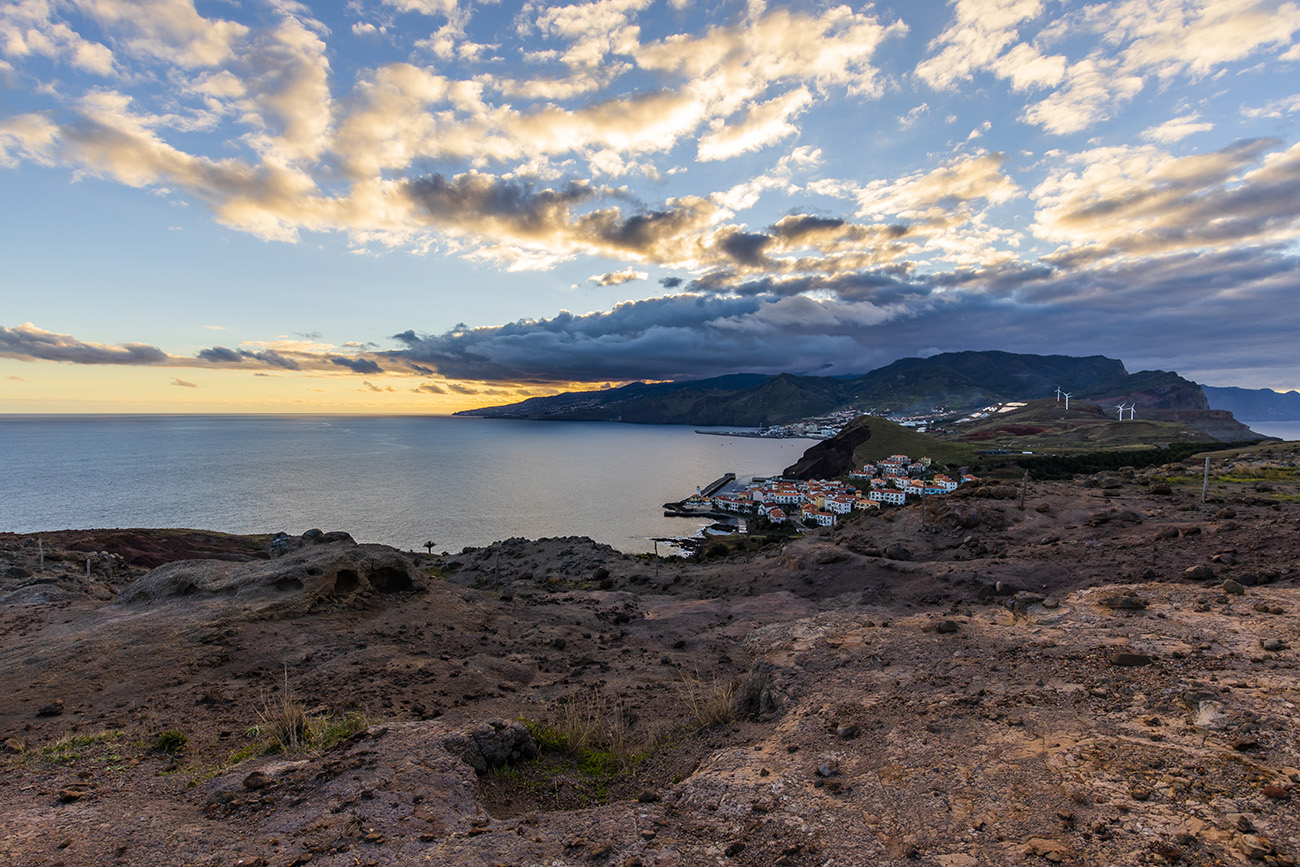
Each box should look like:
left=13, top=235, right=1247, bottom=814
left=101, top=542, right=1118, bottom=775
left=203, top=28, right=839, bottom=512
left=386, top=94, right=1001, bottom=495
left=0, top=415, right=811, bottom=554
left=1241, top=420, right=1300, bottom=441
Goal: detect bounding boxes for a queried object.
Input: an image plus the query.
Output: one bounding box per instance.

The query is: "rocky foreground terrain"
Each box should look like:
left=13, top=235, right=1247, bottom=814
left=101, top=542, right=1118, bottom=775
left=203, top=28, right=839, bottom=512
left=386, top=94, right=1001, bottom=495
left=2, top=445, right=1298, bottom=867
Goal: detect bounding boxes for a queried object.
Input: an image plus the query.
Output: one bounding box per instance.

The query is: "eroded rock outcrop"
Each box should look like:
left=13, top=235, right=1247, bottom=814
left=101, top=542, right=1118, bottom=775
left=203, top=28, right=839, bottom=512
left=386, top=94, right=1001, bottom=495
left=115, top=540, right=424, bottom=611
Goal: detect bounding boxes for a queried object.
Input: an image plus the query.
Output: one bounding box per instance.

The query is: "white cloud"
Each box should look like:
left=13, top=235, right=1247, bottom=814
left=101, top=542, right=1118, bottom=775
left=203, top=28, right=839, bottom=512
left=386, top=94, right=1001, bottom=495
left=74, top=0, right=249, bottom=68
left=590, top=268, right=648, bottom=286
left=1141, top=113, right=1214, bottom=144
left=0, top=1, right=116, bottom=75
left=382, top=0, right=460, bottom=15
left=917, top=0, right=1052, bottom=90
left=1032, top=138, right=1300, bottom=263
left=0, top=112, right=60, bottom=167
left=1020, top=56, right=1144, bottom=135
left=697, top=87, right=812, bottom=162
left=1242, top=92, right=1300, bottom=119
left=898, top=102, right=929, bottom=129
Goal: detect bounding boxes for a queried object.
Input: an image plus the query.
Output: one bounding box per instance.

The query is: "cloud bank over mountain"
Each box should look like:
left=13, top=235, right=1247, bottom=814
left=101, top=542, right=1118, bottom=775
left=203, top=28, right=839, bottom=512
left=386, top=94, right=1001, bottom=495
left=2, top=0, right=1299, bottom=404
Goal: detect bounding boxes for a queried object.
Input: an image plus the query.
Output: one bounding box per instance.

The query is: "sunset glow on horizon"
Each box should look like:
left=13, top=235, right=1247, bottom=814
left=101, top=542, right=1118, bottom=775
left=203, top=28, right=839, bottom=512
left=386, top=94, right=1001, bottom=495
left=3, top=0, right=1299, bottom=413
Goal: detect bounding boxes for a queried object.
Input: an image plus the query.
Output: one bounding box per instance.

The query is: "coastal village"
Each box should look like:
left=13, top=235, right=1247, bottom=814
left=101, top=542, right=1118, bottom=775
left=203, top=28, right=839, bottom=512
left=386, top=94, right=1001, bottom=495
left=679, top=453, right=979, bottom=528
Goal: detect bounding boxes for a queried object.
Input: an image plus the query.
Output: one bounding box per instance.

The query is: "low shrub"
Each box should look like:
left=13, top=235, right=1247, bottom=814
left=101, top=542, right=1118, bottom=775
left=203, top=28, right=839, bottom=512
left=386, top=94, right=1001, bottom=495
left=152, top=729, right=189, bottom=754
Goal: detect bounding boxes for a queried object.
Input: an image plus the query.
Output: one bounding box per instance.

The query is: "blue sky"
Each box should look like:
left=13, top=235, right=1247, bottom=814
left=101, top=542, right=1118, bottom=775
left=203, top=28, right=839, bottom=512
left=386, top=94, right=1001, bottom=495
left=1, top=0, right=1298, bottom=412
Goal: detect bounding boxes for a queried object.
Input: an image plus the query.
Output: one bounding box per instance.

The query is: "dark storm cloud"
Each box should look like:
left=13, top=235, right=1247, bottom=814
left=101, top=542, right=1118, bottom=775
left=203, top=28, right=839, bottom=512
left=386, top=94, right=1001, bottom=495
left=196, top=345, right=243, bottom=363
left=718, top=269, right=929, bottom=304
left=582, top=205, right=704, bottom=251
left=0, top=324, right=169, bottom=365
left=379, top=239, right=1300, bottom=389
left=718, top=230, right=773, bottom=266
left=771, top=215, right=846, bottom=240
left=247, top=349, right=301, bottom=370
left=330, top=355, right=384, bottom=374
left=405, top=172, right=594, bottom=237
left=405, top=172, right=723, bottom=265
left=197, top=345, right=302, bottom=370
left=387, top=293, right=774, bottom=383
left=867, top=248, right=1300, bottom=385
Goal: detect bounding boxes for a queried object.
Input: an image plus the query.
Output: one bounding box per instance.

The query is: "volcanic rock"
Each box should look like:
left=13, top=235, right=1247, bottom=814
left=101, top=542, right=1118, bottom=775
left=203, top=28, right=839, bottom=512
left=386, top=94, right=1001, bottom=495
left=114, top=541, right=424, bottom=612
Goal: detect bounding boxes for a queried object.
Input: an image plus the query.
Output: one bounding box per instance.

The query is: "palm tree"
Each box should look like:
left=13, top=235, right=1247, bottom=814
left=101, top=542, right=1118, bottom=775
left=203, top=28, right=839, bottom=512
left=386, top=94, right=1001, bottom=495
left=423, top=540, right=435, bottom=555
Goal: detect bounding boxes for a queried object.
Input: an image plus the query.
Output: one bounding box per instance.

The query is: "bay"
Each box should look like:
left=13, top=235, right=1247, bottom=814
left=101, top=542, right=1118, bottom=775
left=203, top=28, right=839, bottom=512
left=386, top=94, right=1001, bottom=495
left=0, top=415, right=811, bottom=554
left=1240, top=420, right=1300, bottom=441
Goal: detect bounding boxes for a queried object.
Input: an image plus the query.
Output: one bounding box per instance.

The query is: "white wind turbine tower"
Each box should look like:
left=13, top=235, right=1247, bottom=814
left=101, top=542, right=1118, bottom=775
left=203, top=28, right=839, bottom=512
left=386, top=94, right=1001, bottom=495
left=1127, top=403, right=1137, bottom=421
left=1056, top=386, right=1063, bottom=403
left=1114, top=403, right=1126, bottom=421
left=1063, top=392, right=1072, bottom=410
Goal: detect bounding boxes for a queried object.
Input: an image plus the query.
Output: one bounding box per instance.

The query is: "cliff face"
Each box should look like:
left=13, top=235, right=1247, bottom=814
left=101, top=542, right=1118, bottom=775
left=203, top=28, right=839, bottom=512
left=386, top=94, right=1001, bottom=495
left=783, top=416, right=877, bottom=479
left=1088, top=370, right=1211, bottom=411
left=1147, top=409, right=1269, bottom=441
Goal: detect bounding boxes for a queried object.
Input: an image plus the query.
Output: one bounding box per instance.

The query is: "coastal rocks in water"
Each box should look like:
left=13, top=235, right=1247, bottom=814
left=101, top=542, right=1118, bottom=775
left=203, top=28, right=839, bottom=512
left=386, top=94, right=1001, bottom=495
left=114, top=542, right=424, bottom=611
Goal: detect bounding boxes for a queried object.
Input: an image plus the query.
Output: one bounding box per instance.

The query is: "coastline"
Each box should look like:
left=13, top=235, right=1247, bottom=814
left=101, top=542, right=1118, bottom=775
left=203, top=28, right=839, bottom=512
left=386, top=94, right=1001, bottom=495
left=3, top=462, right=1299, bottom=866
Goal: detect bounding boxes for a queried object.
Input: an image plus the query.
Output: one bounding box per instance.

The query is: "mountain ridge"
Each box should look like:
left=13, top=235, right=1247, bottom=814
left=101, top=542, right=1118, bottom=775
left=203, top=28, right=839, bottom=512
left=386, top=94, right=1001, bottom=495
left=456, top=351, right=1224, bottom=425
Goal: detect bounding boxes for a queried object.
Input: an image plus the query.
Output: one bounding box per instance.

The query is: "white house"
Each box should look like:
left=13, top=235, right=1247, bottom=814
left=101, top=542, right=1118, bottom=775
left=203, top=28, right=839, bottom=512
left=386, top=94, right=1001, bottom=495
left=806, top=509, right=837, bottom=526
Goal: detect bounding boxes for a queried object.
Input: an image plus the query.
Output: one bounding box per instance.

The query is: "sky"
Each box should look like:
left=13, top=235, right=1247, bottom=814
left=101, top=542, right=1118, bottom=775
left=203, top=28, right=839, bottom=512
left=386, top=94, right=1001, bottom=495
left=1, top=0, right=1299, bottom=414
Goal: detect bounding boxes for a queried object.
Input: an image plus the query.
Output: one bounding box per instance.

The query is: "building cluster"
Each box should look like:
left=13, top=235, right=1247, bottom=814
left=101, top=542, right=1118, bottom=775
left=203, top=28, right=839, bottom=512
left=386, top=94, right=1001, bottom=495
left=688, top=454, right=979, bottom=528
left=755, top=409, right=863, bottom=439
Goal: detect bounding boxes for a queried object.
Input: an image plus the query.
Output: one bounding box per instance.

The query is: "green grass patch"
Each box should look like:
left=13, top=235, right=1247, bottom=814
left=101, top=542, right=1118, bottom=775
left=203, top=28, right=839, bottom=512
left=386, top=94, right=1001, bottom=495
left=38, top=730, right=125, bottom=767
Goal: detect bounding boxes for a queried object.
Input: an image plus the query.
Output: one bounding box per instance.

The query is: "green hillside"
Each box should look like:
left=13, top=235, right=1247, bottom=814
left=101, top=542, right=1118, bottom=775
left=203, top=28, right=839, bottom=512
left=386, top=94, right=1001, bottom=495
left=783, top=416, right=975, bottom=479
left=948, top=399, right=1222, bottom=451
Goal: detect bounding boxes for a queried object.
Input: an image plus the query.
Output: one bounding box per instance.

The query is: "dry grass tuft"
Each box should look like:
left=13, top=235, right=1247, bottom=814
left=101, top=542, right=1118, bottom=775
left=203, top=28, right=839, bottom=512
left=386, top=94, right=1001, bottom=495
left=256, top=668, right=311, bottom=752
left=678, top=670, right=738, bottom=731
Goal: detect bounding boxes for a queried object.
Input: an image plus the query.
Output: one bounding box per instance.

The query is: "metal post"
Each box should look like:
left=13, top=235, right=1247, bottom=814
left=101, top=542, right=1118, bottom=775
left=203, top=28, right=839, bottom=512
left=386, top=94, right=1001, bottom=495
left=1202, top=456, right=1211, bottom=502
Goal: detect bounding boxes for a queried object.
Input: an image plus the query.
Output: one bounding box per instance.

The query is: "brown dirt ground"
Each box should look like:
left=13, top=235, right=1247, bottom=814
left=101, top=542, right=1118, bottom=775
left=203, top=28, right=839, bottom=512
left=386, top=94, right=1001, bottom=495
left=1, top=448, right=1298, bottom=866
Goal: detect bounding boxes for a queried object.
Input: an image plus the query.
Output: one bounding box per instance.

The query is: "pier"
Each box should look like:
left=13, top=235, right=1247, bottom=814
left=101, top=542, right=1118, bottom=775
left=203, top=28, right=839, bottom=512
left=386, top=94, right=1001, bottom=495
left=699, top=472, right=736, bottom=498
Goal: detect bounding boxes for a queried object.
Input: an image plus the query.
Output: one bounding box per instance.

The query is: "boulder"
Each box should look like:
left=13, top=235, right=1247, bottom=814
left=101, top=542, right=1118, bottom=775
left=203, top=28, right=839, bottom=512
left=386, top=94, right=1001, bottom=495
left=115, top=542, right=425, bottom=611
left=734, top=661, right=785, bottom=721
left=442, top=719, right=538, bottom=774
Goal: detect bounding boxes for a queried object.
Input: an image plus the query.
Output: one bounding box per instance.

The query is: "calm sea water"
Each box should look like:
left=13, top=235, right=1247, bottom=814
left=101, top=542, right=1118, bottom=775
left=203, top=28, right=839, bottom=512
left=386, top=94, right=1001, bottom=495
left=0, top=416, right=811, bottom=554
left=1241, top=420, right=1300, bottom=441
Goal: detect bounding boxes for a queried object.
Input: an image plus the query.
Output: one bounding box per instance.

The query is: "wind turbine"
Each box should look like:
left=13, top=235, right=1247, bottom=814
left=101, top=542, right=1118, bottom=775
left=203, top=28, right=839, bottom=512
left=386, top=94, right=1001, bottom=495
left=1055, top=386, right=1063, bottom=403
left=1114, top=403, right=1126, bottom=421
left=1127, top=403, right=1137, bottom=421
left=1063, top=392, right=1072, bottom=410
